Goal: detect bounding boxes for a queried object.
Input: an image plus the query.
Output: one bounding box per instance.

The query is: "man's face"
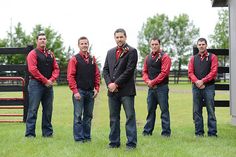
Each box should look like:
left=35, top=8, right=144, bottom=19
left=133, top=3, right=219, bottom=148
left=78, top=39, right=89, bottom=52
left=197, top=41, right=207, bottom=54
left=114, top=32, right=126, bottom=47
left=150, top=40, right=160, bottom=53
left=36, top=35, right=47, bottom=49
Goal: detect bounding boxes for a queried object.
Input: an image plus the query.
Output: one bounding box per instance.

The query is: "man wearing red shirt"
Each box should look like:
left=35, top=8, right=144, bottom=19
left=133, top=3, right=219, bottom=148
left=25, top=32, right=60, bottom=138
left=188, top=38, right=218, bottom=137
left=67, top=36, right=100, bottom=142
left=142, top=37, right=171, bottom=137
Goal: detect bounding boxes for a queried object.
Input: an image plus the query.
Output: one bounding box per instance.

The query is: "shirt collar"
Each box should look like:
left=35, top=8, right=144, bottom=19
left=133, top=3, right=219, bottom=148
left=37, top=47, right=46, bottom=53
left=198, top=50, right=208, bottom=57
left=79, top=51, right=89, bottom=58
left=151, top=50, right=161, bottom=56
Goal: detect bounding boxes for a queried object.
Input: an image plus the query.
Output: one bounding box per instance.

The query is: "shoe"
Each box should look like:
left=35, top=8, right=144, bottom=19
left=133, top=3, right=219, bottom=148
left=208, top=134, right=217, bottom=137
left=142, top=132, right=152, bottom=136
left=25, top=135, right=35, bottom=138
left=84, top=139, right=91, bottom=143
left=196, top=134, right=204, bottom=137
left=75, top=140, right=84, bottom=143
left=108, top=144, right=120, bottom=149
left=161, top=134, right=170, bottom=138
left=126, top=145, right=136, bottom=150
left=43, top=134, right=53, bottom=138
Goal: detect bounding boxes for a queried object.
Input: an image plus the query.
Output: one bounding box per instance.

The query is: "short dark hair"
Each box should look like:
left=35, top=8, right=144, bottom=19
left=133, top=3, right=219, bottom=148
left=36, top=32, right=46, bottom=40
left=114, top=28, right=126, bottom=37
left=78, top=36, right=89, bottom=44
left=150, top=37, right=161, bottom=44
left=197, top=38, right=207, bottom=45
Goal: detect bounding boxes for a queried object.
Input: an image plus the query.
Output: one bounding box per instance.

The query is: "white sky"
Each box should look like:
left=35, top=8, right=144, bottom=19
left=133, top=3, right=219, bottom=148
left=0, top=0, right=223, bottom=65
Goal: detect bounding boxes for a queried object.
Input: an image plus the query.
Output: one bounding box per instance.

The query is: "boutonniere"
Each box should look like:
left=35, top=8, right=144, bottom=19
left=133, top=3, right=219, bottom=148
left=47, top=50, right=53, bottom=58
left=206, top=53, right=209, bottom=61
left=119, top=46, right=129, bottom=58
left=92, top=55, right=95, bottom=64
left=155, top=53, right=161, bottom=62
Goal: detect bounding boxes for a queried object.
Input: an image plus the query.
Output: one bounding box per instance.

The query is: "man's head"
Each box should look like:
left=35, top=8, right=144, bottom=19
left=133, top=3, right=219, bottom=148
left=78, top=36, right=89, bottom=53
left=114, top=28, right=127, bottom=47
left=197, top=38, right=208, bottom=54
left=150, top=37, right=161, bottom=53
left=36, top=32, right=47, bottom=49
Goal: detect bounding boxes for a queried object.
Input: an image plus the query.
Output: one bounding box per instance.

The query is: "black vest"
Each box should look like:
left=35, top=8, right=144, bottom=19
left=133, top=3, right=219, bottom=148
left=193, top=53, right=215, bottom=85
left=34, top=48, right=53, bottom=79
left=75, top=54, right=95, bottom=91
left=146, top=52, right=169, bottom=85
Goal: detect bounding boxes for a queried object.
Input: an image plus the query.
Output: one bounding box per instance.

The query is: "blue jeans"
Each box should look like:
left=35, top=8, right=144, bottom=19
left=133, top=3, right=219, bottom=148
left=108, top=95, right=137, bottom=147
left=192, top=84, right=217, bottom=136
left=25, top=80, right=53, bottom=137
left=72, top=89, right=94, bottom=141
left=143, top=84, right=171, bottom=136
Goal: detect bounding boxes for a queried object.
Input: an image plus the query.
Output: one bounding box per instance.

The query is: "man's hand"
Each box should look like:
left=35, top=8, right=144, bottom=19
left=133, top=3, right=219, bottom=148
left=147, top=80, right=153, bottom=88
left=74, top=93, right=81, bottom=100
left=93, top=89, right=98, bottom=98
left=108, top=83, right=118, bottom=92
left=195, top=80, right=205, bottom=89
left=45, top=80, right=53, bottom=87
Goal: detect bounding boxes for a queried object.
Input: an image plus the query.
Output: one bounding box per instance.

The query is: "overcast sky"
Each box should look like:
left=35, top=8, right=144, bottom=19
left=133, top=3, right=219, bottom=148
left=0, top=0, right=223, bottom=64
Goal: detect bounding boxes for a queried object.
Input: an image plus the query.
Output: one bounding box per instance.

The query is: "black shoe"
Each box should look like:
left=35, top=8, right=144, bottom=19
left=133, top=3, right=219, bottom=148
left=84, top=139, right=91, bottom=143
left=196, top=134, right=204, bottom=138
left=25, top=135, right=35, bottom=138
left=75, top=140, right=84, bottom=143
left=43, top=134, right=53, bottom=138
left=161, top=134, right=170, bottom=138
left=142, top=132, right=152, bottom=136
left=126, top=145, right=136, bottom=150
left=208, top=134, right=217, bottom=137
left=108, top=144, right=120, bottom=149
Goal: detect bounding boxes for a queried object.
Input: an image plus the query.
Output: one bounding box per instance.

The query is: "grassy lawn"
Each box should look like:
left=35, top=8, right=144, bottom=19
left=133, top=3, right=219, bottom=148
left=0, top=83, right=235, bottom=157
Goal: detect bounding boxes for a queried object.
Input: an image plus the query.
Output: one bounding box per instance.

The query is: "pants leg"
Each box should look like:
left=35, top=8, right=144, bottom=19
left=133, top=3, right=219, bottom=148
left=83, top=90, right=94, bottom=140
left=203, top=85, right=217, bottom=136
left=73, top=91, right=84, bottom=141
left=192, top=85, right=204, bottom=135
left=41, top=87, right=54, bottom=136
left=143, top=89, right=157, bottom=134
left=122, top=96, right=137, bottom=147
left=25, top=80, right=43, bottom=137
left=108, top=95, right=121, bottom=147
left=157, top=85, right=171, bottom=136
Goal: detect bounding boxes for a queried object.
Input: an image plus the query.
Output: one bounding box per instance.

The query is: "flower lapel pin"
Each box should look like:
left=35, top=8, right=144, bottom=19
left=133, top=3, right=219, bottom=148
left=119, top=46, right=129, bottom=58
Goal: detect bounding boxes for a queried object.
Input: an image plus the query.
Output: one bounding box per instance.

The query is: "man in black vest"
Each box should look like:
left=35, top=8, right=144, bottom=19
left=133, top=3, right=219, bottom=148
left=142, top=37, right=171, bottom=137
left=67, top=36, right=100, bottom=142
left=188, top=38, right=218, bottom=137
left=103, top=28, right=138, bottom=149
left=25, top=32, right=60, bottom=138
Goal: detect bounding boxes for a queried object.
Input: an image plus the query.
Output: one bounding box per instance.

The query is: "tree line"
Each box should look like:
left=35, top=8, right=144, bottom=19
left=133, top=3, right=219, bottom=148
left=0, top=9, right=228, bottom=72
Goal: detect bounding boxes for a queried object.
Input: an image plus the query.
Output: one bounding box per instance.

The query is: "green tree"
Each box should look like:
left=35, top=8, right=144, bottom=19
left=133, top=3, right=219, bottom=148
left=30, top=24, right=67, bottom=70
left=0, top=22, right=31, bottom=64
left=209, top=9, right=229, bottom=49
left=138, top=13, right=199, bottom=83
left=209, top=9, right=229, bottom=67
left=0, top=23, right=68, bottom=70
left=138, top=14, right=170, bottom=63
left=169, top=14, right=199, bottom=83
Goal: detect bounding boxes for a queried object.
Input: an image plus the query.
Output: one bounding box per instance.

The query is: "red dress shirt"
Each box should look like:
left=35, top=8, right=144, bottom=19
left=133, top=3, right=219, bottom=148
left=27, top=47, right=60, bottom=84
left=142, top=51, right=171, bottom=86
left=116, top=47, right=123, bottom=60
left=188, top=51, right=218, bottom=83
left=67, top=51, right=100, bottom=94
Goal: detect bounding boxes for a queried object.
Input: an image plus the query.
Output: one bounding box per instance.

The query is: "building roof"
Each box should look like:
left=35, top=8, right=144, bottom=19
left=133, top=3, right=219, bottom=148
left=211, top=0, right=228, bottom=7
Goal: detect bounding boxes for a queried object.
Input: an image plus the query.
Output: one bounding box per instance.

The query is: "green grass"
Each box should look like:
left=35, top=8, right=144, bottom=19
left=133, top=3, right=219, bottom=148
left=0, top=83, right=235, bottom=157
